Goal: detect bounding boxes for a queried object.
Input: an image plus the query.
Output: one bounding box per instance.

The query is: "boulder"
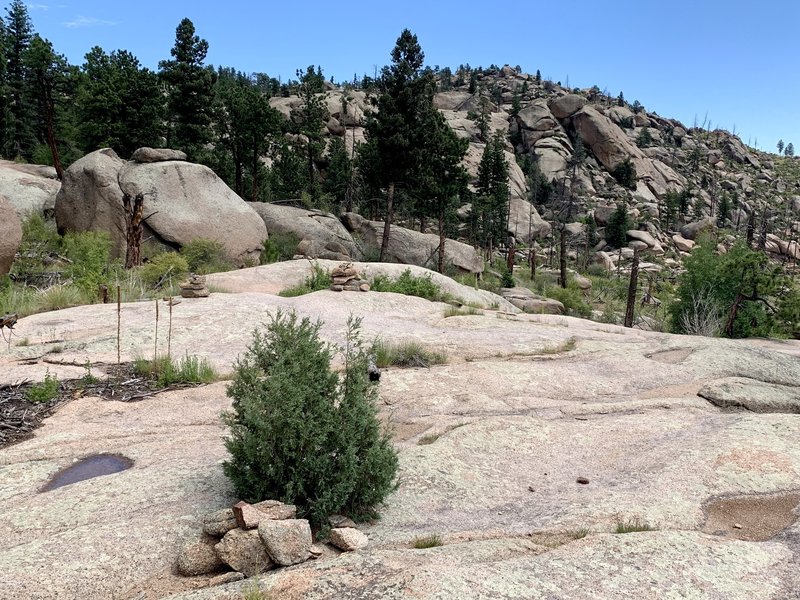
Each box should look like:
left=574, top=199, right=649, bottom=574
left=215, top=528, right=273, bottom=577
left=592, top=251, right=615, bottom=272
left=605, top=106, right=635, bottom=126
left=573, top=274, right=592, bottom=291
left=507, top=197, right=551, bottom=243
left=501, top=287, right=564, bottom=315
left=341, top=213, right=484, bottom=274
left=131, top=147, right=187, bottom=163
left=55, top=149, right=127, bottom=256
left=56, top=149, right=268, bottom=266
left=258, top=519, right=313, bottom=566
left=680, top=217, right=716, bottom=241
left=202, top=508, right=238, bottom=538
left=548, top=94, right=586, bottom=119
left=0, top=195, right=23, bottom=275
left=247, top=202, right=359, bottom=261
left=0, top=159, right=61, bottom=218
left=176, top=534, right=224, bottom=576
left=672, top=235, right=695, bottom=253
left=626, top=230, right=658, bottom=248
left=232, top=500, right=297, bottom=530
left=329, top=527, right=369, bottom=552
left=516, top=100, right=559, bottom=133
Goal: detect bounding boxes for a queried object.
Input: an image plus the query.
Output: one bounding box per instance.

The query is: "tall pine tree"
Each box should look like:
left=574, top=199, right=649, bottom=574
left=3, top=0, right=35, bottom=159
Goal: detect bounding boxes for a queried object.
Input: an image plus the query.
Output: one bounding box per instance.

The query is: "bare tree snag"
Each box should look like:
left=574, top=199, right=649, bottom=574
left=122, top=193, right=145, bottom=269
left=624, top=247, right=640, bottom=328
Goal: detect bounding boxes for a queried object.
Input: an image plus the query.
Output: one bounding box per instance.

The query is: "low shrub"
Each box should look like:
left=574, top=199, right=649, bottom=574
left=371, top=269, right=449, bottom=302
left=545, top=285, right=592, bottom=318
left=180, top=239, right=232, bottom=274
left=261, top=232, right=300, bottom=264
left=138, top=252, right=189, bottom=289
left=61, top=231, right=113, bottom=293
left=278, top=264, right=332, bottom=297
left=26, top=370, right=59, bottom=403
left=223, top=311, right=398, bottom=528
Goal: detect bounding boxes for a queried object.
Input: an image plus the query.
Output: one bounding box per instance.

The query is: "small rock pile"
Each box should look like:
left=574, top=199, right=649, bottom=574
left=177, top=500, right=369, bottom=583
left=180, top=274, right=210, bottom=298
left=329, top=263, right=370, bottom=292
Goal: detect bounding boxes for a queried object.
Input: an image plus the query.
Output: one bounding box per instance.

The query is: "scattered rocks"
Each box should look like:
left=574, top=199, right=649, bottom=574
left=258, top=518, right=313, bottom=566
left=672, top=234, right=695, bottom=253
left=202, top=508, right=238, bottom=537
left=330, top=262, right=370, bottom=292
left=181, top=274, right=210, bottom=298
left=232, top=500, right=297, bottom=529
left=215, top=528, right=273, bottom=577
left=329, top=527, right=369, bottom=552
left=176, top=534, right=224, bottom=576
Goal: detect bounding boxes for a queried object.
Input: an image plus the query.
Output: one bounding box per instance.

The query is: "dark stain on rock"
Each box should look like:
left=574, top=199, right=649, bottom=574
left=40, top=453, right=134, bottom=492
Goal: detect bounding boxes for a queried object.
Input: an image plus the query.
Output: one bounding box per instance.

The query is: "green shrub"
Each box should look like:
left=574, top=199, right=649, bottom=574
left=545, top=285, right=592, bottom=318
left=372, top=339, right=447, bottom=368
left=371, top=269, right=449, bottom=302
left=138, top=253, right=189, bottom=288
left=180, top=239, right=232, bottom=274
left=223, top=311, right=398, bottom=528
left=278, top=264, right=332, bottom=297
left=261, top=232, right=300, bottom=264
left=61, top=231, right=113, bottom=293
left=500, top=268, right=515, bottom=288
left=605, top=204, right=632, bottom=249
left=26, top=370, right=59, bottom=403
left=611, top=158, right=637, bottom=190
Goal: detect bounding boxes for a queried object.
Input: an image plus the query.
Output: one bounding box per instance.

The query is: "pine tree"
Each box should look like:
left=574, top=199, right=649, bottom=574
left=777, top=139, right=784, bottom=155
left=291, top=65, right=328, bottom=201
left=472, top=131, right=509, bottom=251
left=361, top=29, right=435, bottom=261
left=3, top=0, right=36, bottom=158
left=78, top=47, right=164, bottom=157
left=786, top=142, right=795, bottom=158
left=159, top=18, right=216, bottom=159
left=606, top=204, right=631, bottom=248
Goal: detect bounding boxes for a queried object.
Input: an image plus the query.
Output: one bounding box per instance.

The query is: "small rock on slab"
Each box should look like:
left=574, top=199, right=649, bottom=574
left=202, top=508, right=238, bottom=537
left=177, top=534, right=224, bottom=576
left=328, top=514, right=357, bottom=529
left=208, top=571, right=245, bottom=586
left=215, top=529, right=273, bottom=577
left=329, top=527, right=369, bottom=552
left=258, top=519, right=312, bottom=566
left=576, top=477, right=590, bottom=485
left=232, top=500, right=297, bottom=529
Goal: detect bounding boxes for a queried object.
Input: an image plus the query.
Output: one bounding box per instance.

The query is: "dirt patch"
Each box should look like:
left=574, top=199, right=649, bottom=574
left=646, top=348, right=693, bottom=364
left=702, top=492, right=800, bottom=541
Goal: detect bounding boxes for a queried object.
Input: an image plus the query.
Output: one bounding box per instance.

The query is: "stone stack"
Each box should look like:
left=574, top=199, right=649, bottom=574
left=177, top=500, right=369, bottom=582
left=180, top=274, right=210, bottom=298
left=330, top=262, right=370, bottom=292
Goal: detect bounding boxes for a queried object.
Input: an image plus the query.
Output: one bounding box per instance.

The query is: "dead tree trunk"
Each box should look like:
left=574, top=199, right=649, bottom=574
left=379, top=181, right=395, bottom=262
left=624, top=247, right=640, bottom=328
left=559, top=227, right=568, bottom=288
left=438, top=212, right=446, bottom=274
left=123, top=193, right=145, bottom=269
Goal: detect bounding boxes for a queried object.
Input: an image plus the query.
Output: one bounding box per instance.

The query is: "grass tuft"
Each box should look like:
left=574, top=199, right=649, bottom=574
left=411, top=533, right=443, bottom=549
left=614, top=518, right=655, bottom=534
left=372, top=339, right=447, bottom=368
left=133, top=354, right=218, bottom=387
left=443, top=305, right=483, bottom=318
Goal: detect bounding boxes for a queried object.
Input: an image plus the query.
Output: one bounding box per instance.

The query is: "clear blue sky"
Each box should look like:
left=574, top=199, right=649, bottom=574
left=19, top=0, right=800, bottom=153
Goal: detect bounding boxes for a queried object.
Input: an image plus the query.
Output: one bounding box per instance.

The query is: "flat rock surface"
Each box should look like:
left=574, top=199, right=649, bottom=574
left=1, top=261, right=799, bottom=599
left=698, top=376, right=800, bottom=413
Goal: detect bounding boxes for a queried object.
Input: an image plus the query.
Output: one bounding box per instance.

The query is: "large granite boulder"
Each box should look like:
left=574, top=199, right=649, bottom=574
left=55, top=149, right=267, bottom=265
left=341, top=213, right=483, bottom=274
left=0, top=195, right=23, bottom=275
left=247, top=202, right=359, bottom=261
left=0, top=159, right=61, bottom=218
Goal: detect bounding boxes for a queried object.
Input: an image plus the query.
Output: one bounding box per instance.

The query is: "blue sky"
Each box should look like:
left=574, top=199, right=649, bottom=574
left=19, top=0, right=800, bottom=154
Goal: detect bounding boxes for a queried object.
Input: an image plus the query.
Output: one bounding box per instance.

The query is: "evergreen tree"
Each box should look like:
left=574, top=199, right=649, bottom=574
left=291, top=65, right=328, bottom=201
left=606, top=204, right=631, bottom=248
left=159, top=18, right=216, bottom=159
left=3, top=0, right=35, bottom=158
left=78, top=47, right=164, bottom=157
left=472, top=131, right=509, bottom=250
left=214, top=69, right=282, bottom=200
left=23, top=35, right=74, bottom=177
left=717, top=192, right=731, bottom=226
left=777, top=139, right=784, bottom=155
left=322, top=137, right=352, bottom=210
left=786, top=142, right=795, bottom=157
left=361, top=29, right=435, bottom=261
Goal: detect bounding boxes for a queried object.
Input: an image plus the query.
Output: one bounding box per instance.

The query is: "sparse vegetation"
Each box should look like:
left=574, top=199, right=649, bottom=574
left=614, top=518, right=655, bottom=534
left=443, top=305, right=483, bottom=317
left=371, top=339, right=447, bottom=368
left=261, top=232, right=300, bottom=264
left=26, top=370, right=59, bottom=403
left=572, top=527, right=590, bottom=539
left=133, top=353, right=218, bottom=386
left=371, top=269, right=451, bottom=302
left=180, top=238, right=233, bottom=274
left=411, top=533, right=443, bottom=549
left=278, top=263, right=332, bottom=297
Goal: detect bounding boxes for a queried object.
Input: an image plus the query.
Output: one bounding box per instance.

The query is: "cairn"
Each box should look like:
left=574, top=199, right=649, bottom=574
left=180, top=274, right=210, bottom=298
left=329, top=263, right=370, bottom=293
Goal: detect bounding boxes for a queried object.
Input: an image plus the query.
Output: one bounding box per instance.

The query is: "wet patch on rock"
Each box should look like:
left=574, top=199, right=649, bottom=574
left=645, top=347, right=693, bottom=364
left=698, top=377, right=800, bottom=413
left=40, top=453, right=134, bottom=492
left=702, top=492, right=800, bottom=541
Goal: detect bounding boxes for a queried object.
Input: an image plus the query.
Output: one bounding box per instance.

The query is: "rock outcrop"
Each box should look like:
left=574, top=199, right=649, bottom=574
left=247, top=202, right=359, bottom=261
left=55, top=149, right=267, bottom=266
left=0, top=159, right=61, bottom=218
left=0, top=195, right=23, bottom=275
left=341, top=212, right=484, bottom=274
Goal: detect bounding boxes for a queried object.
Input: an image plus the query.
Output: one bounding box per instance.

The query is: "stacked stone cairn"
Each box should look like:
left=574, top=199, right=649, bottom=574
left=330, top=262, right=370, bottom=292
left=177, top=499, right=369, bottom=585
left=180, top=273, right=210, bottom=298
